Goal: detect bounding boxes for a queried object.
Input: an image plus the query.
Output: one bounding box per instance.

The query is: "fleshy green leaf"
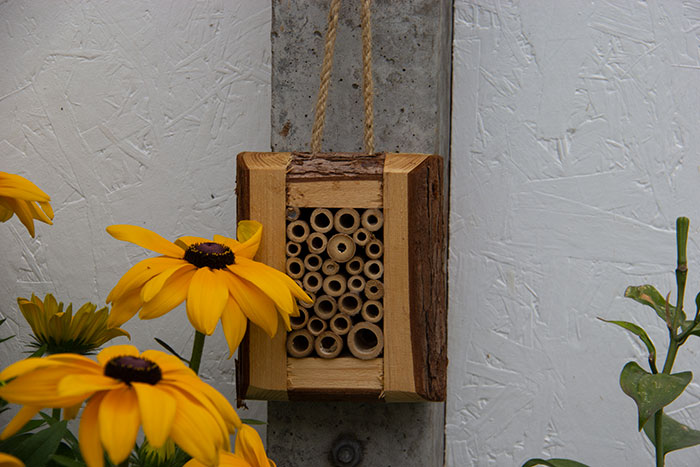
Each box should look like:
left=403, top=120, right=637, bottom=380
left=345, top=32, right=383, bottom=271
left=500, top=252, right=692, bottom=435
left=625, top=285, right=685, bottom=325
left=154, top=337, right=190, bottom=364
left=241, top=418, right=266, bottom=425
left=522, top=459, right=589, bottom=467
left=620, top=361, right=692, bottom=430
left=599, top=318, right=656, bottom=361
left=10, top=419, right=68, bottom=467
left=643, top=413, right=700, bottom=454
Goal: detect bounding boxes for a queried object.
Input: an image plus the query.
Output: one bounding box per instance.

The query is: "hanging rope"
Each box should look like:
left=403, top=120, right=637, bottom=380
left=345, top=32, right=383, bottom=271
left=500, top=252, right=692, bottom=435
left=310, top=0, right=376, bottom=154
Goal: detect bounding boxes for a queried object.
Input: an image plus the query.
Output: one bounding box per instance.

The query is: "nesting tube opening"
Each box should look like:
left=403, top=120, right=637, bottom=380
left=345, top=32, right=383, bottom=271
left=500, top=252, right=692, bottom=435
left=287, top=329, right=314, bottom=358
left=348, top=322, right=383, bottom=360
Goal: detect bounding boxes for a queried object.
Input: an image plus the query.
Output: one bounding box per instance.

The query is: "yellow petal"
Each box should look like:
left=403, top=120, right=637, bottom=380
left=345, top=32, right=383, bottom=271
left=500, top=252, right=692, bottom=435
left=221, top=297, right=248, bottom=358
left=79, top=394, right=105, bottom=467
left=186, top=268, right=228, bottom=335
left=7, top=198, right=36, bottom=237
left=0, top=357, right=64, bottom=381
left=98, top=387, right=140, bottom=464
left=63, top=401, right=83, bottom=420
left=228, top=258, right=296, bottom=315
left=0, top=172, right=50, bottom=201
left=39, top=200, right=54, bottom=220
left=175, top=235, right=213, bottom=249
left=141, top=263, right=195, bottom=302
left=0, top=200, right=13, bottom=222
left=107, top=256, right=183, bottom=303
left=160, top=386, right=222, bottom=466
left=235, top=424, right=270, bottom=467
left=26, top=200, right=52, bottom=224
left=225, top=274, right=278, bottom=337
left=96, top=345, right=140, bottom=366
left=234, top=220, right=263, bottom=259
left=132, top=383, right=176, bottom=448
left=106, top=289, right=143, bottom=328
left=1, top=406, right=40, bottom=440
left=0, top=452, right=24, bottom=467
left=107, top=225, right=185, bottom=258
left=180, top=378, right=242, bottom=433
left=58, top=374, right=124, bottom=397
left=139, top=267, right=195, bottom=320
left=141, top=349, right=193, bottom=376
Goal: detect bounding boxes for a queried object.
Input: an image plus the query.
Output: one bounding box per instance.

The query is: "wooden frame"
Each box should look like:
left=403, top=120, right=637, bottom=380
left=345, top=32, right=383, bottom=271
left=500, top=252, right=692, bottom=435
left=236, top=152, right=446, bottom=402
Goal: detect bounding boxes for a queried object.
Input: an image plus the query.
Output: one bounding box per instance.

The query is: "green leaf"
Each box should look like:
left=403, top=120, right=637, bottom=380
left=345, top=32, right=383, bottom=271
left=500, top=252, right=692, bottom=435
left=49, top=454, right=86, bottom=467
left=620, top=361, right=692, bottom=430
left=599, top=318, right=656, bottom=361
left=643, top=412, right=700, bottom=454
left=154, top=338, right=190, bottom=364
left=11, top=419, right=69, bottom=467
left=522, top=459, right=590, bottom=467
left=241, top=418, right=266, bottom=425
left=625, top=285, right=685, bottom=324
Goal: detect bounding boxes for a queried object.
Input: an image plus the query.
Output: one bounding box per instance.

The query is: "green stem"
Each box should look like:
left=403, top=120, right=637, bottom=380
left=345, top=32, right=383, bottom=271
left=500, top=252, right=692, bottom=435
left=655, top=409, right=664, bottom=467
left=51, top=408, right=60, bottom=421
left=189, top=331, right=206, bottom=375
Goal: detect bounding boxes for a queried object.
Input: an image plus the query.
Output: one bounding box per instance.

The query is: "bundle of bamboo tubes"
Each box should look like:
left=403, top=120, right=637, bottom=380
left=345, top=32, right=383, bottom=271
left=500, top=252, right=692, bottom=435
left=285, top=206, right=385, bottom=360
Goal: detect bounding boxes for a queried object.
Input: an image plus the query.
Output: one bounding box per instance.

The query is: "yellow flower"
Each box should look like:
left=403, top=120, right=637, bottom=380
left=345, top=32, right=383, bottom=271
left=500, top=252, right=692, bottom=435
left=184, top=424, right=275, bottom=467
left=106, top=221, right=311, bottom=356
left=18, top=293, right=130, bottom=355
left=0, top=345, right=241, bottom=467
left=0, top=171, right=53, bottom=237
left=0, top=453, right=23, bottom=467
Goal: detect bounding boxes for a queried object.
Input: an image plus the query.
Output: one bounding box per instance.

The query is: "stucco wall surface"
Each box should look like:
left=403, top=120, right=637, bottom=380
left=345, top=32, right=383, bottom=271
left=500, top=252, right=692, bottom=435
left=0, top=0, right=270, bottom=429
left=448, top=1, right=700, bottom=465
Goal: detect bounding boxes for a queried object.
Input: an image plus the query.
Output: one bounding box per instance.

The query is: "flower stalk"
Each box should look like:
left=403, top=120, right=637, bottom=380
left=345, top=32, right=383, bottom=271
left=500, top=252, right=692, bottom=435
left=189, top=331, right=206, bottom=375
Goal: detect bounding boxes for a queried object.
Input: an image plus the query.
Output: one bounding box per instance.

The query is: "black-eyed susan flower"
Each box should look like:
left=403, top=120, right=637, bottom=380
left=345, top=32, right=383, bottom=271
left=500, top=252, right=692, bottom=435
left=105, top=221, right=312, bottom=356
left=184, top=424, right=275, bottom=467
left=0, top=453, right=23, bottom=467
left=18, top=294, right=129, bottom=355
left=0, top=345, right=241, bottom=467
left=0, top=171, right=53, bottom=237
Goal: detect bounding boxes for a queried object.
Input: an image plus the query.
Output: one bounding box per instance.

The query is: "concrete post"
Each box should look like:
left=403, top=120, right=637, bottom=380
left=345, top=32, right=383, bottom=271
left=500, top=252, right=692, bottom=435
left=268, top=1, right=452, bottom=465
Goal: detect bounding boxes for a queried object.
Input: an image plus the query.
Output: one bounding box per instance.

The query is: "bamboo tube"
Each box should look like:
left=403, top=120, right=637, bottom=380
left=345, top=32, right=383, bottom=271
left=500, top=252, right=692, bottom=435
left=304, top=253, right=323, bottom=272
left=347, top=275, right=366, bottom=294
left=287, top=329, right=314, bottom=358
left=286, top=241, right=302, bottom=257
left=303, top=272, right=323, bottom=293
left=322, top=274, right=347, bottom=297
left=364, top=279, right=384, bottom=300
left=348, top=322, right=384, bottom=360
left=361, top=300, right=383, bottom=323
left=314, top=331, right=343, bottom=359
left=314, top=294, right=337, bottom=320
left=286, top=206, right=301, bottom=221
left=322, top=259, right=340, bottom=275
left=290, top=307, right=310, bottom=330
left=363, top=259, right=383, bottom=280
left=299, top=290, right=316, bottom=309
left=345, top=256, right=365, bottom=276
left=327, top=234, right=355, bottom=263
left=334, top=208, right=361, bottom=234
left=365, top=239, right=383, bottom=259
left=352, top=227, right=371, bottom=246
left=361, top=208, right=384, bottom=232
left=330, top=312, right=352, bottom=336
left=338, top=292, right=362, bottom=316
left=287, top=220, right=310, bottom=242
left=310, top=208, right=334, bottom=233
left=307, top=232, right=328, bottom=254
left=286, top=257, right=305, bottom=279
left=307, top=317, right=327, bottom=336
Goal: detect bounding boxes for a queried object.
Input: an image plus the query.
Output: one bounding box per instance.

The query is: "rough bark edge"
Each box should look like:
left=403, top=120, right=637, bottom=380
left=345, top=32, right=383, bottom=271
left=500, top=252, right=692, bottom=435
left=235, top=153, right=251, bottom=407
left=408, top=155, right=447, bottom=401
left=287, top=152, right=386, bottom=181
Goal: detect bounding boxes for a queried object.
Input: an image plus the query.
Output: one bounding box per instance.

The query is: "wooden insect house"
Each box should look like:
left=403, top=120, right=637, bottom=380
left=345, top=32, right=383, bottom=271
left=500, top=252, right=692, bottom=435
left=235, top=0, right=446, bottom=403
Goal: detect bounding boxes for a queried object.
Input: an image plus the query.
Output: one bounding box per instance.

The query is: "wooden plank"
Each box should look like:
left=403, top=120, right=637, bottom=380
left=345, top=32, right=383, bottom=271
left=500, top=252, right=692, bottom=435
left=287, top=180, right=382, bottom=207
left=236, top=151, right=291, bottom=401
left=288, top=357, right=383, bottom=400
left=382, top=153, right=430, bottom=401
left=407, top=155, right=447, bottom=401
left=287, top=152, right=386, bottom=181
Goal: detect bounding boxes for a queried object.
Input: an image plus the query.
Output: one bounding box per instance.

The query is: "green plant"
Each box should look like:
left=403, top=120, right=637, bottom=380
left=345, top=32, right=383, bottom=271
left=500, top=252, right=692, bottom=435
left=525, top=217, right=700, bottom=467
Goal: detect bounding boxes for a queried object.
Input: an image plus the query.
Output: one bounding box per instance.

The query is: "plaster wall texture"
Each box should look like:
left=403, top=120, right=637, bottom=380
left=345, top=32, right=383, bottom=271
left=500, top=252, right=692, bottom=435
left=0, top=0, right=270, bottom=432
left=449, top=1, right=700, bottom=465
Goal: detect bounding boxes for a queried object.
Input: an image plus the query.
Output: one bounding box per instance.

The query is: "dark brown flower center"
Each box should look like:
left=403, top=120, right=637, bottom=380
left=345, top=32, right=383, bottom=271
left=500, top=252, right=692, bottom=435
left=104, top=356, right=162, bottom=385
left=183, top=242, right=235, bottom=269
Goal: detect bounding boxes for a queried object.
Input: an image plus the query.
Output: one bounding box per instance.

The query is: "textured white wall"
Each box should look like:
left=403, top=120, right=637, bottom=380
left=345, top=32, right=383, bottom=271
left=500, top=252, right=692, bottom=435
left=448, top=1, right=700, bottom=465
left=0, top=0, right=270, bottom=427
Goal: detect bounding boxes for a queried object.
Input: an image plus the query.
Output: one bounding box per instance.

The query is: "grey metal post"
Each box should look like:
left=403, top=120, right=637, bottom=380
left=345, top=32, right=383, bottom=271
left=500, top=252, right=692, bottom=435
left=268, top=1, right=452, bottom=465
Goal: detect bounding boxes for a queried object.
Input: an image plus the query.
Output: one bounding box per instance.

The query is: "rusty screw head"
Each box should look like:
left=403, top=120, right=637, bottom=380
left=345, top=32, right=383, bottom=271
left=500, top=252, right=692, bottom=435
left=331, top=436, right=362, bottom=467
